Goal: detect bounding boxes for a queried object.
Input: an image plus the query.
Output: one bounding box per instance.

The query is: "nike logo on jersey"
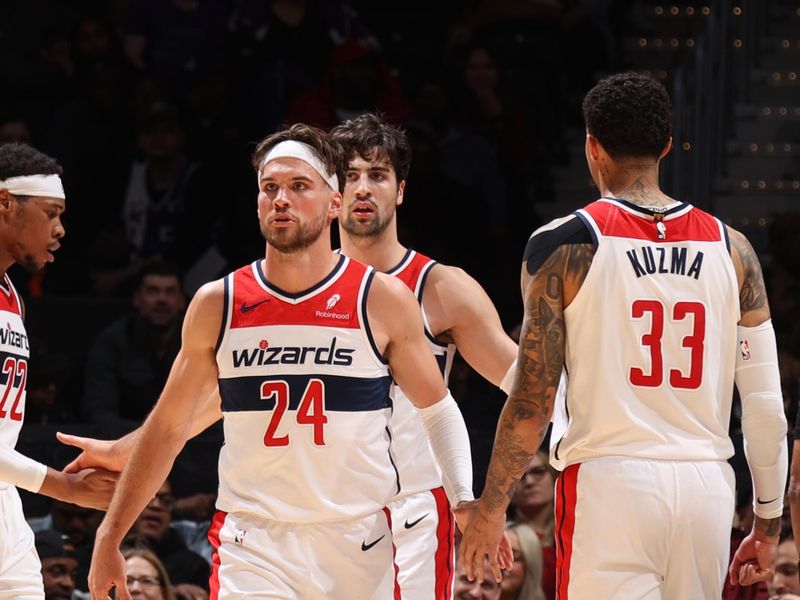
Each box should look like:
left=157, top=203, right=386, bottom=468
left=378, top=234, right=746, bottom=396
left=404, top=513, right=429, bottom=529
left=240, top=299, right=269, bottom=313
left=756, top=496, right=778, bottom=505
left=361, top=535, right=385, bottom=551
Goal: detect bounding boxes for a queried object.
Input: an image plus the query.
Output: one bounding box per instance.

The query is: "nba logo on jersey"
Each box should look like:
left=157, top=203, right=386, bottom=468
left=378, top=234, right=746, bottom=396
left=326, top=294, right=341, bottom=310
left=740, top=339, right=752, bottom=361
left=234, top=528, right=247, bottom=545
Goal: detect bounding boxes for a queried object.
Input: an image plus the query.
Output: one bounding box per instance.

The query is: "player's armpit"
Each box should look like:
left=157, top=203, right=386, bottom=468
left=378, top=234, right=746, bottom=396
left=728, top=226, right=770, bottom=326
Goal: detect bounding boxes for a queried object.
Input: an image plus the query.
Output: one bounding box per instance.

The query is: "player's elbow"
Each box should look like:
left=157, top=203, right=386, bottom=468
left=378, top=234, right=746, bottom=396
left=788, top=475, right=800, bottom=505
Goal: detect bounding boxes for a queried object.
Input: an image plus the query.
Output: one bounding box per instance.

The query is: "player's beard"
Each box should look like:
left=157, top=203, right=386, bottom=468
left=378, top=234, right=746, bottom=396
left=339, top=202, right=395, bottom=238
left=261, top=209, right=328, bottom=253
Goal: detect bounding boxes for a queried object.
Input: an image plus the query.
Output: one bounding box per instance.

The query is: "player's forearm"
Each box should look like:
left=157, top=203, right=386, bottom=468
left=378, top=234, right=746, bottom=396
left=479, top=395, right=550, bottom=517
left=0, top=444, right=47, bottom=492
left=97, top=415, right=187, bottom=543
left=417, top=392, right=474, bottom=504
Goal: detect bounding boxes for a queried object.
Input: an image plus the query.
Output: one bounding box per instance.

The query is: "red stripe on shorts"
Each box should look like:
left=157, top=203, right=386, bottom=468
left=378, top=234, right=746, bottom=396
left=555, top=464, right=580, bottom=600
left=383, top=507, right=402, bottom=600
left=207, top=510, right=227, bottom=600
left=432, top=486, right=454, bottom=600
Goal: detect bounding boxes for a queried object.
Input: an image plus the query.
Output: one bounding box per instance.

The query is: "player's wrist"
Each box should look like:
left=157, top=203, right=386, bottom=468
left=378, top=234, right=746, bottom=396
left=753, top=515, right=781, bottom=541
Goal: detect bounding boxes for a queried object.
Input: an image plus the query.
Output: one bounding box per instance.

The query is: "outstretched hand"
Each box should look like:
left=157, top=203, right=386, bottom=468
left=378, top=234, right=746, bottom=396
left=57, top=432, right=124, bottom=474
left=454, top=499, right=513, bottom=583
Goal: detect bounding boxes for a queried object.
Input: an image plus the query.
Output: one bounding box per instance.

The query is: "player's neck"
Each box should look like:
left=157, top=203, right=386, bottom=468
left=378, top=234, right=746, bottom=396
left=603, top=167, right=675, bottom=208
left=262, top=237, right=341, bottom=293
left=339, top=225, right=407, bottom=273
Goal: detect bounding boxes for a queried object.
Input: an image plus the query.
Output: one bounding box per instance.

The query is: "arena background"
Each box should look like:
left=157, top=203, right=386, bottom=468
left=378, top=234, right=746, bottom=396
left=2, top=0, right=798, bottom=522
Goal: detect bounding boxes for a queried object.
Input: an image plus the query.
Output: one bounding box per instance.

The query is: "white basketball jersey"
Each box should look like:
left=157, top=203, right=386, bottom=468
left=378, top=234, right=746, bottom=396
left=386, top=250, right=456, bottom=497
left=0, top=276, right=30, bottom=485
left=549, top=199, right=739, bottom=470
left=215, top=256, right=398, bottom=522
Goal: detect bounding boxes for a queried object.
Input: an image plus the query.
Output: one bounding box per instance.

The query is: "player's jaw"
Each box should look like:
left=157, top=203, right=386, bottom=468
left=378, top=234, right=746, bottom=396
left=262, top=207, right=327, bottom=253
left=340, top=198, right=394, bottom=238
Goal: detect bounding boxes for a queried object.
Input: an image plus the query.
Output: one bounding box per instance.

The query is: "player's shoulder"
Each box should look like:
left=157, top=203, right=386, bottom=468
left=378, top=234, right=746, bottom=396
left=524, top=213, right=594, bottom=275
left=370, top=270, right=417, bottom=301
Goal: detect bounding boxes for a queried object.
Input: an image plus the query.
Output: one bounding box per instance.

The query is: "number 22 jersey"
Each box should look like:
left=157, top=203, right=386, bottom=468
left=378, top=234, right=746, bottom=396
left=543, top=199, right=739, bottom=470
left=215, top=256, right=397, bottom=522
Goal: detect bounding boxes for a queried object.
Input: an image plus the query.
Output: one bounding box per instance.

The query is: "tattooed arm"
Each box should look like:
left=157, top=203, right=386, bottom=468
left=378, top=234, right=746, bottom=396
left=457, top=242, right=594, bottom=583
left=727, top=226, right=786, bottom=586
left=728, top=226, right=770, bottom=327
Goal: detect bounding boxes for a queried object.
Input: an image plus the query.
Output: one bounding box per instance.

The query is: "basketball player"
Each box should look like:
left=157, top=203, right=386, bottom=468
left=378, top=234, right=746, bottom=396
left=87, top=124, right=475, bottom=600
left=330, top=113, right=518, bottom=599
left=458, top=72, right=787, bottom=598
left=0, top=143, right=117, bottom=599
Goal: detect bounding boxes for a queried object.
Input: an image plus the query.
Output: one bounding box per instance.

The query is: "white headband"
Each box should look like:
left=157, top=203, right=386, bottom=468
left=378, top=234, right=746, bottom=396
left=259, top=140, right=339, bottom=191
left=0, top=174, right=65, bottom=199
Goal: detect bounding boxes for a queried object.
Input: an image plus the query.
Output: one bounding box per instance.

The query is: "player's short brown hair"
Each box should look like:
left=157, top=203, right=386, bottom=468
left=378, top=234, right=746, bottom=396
left=252, top=124, right=346, bottom=193
left=330, top=113, right=412, bottom=184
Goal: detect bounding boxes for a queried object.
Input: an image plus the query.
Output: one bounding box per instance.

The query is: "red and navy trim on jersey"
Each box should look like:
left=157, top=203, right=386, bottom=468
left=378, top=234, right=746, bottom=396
left=578, top=198, right=722, bottom=244
left=387, top=249, right=446, bottom=350
left=0, top=275, right=23, bottom=317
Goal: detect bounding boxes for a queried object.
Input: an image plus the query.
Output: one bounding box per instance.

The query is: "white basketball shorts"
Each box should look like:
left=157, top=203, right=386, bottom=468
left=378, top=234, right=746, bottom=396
left=388, top=486, right=454, bottom=599
left=208, top=508, right=399, bottom=599
left=0, top=485, right=44, bottom=599
left=554, top=457, right=735, bottom=600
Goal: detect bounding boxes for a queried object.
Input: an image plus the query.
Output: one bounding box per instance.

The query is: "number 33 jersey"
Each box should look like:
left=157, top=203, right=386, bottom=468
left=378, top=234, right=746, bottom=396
left=215, top=256, right=397, bottom=522
left=544, top=199, right=739, bottom=470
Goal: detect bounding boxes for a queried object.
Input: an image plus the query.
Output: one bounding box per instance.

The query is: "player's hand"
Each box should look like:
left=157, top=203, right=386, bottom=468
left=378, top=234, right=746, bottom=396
left=456, top=499, right=508, bottom=584
left=57, top=432, right=124, bottom=474
left=729, top=523, right=779, bottom=586
left=454, top=500, right=513, bottom=572
left=64, top=468, right=119, bottom=511
left=89, top=534, right=129, bottom=600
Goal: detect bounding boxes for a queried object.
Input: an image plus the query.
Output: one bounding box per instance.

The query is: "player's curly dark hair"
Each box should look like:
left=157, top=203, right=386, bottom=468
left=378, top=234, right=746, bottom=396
left=0, top=143, right=62, bottom=181
left=582, top=72, right=672, bottom=159
left=330, top=113, right=412, bottom=184
left=252, top=123, right=346, bottom=193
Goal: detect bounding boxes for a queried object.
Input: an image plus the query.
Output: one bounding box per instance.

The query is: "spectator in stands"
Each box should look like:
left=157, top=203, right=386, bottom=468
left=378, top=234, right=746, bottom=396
left=502, top=522, right=546, bottom=600
left=768, top=528, right=800, bottom=600
left=123, top=0, right=227, bottom=102
left=0, top=112, right=33, bottom=144
left=82, top=262, right=184, bottom=433
left=122, top=547, right=177, bottom=600
left=124, top=479, right=210, bottom=592
left=507, top=451, right=556, bottom=600
left=284, top=38, right=411, bottom=129
left=35, top=529, right=79, bottom=600
left=455, top=552, right=502, bottom=599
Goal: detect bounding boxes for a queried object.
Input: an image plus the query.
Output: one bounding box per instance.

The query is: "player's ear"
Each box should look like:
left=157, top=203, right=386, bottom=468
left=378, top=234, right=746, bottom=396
left=396, top=180, right=405, bottom=207
left=329, top=190, right=342, bottom=218
left=0, top=189, right=14, bottom=219
left=585, top=134, right=602, bottom=162
left=659, top=137, right=673, bottom=160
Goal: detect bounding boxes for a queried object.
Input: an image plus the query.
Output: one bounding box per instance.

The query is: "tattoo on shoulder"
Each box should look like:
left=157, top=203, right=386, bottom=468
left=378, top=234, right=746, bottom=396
left=730, top=229, right=767, bottom=313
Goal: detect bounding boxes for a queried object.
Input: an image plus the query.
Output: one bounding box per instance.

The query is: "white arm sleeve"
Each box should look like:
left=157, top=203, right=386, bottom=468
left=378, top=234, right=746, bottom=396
left=417, top=391, right=474, bottom=505
left=499, top=359, right=517, bottom=395
left=736, top=320, right=788, bottom=519
left=0, top=444, right=48, bottom=493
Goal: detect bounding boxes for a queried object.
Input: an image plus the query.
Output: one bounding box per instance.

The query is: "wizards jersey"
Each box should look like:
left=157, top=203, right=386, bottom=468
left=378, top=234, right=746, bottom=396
left=215, top=256, right=397, bottom=522
left=547, top=199, right=739, bottom=469
left=0, top=275, right=30, bottom=473
left=386, top=249, right=456, bottom=497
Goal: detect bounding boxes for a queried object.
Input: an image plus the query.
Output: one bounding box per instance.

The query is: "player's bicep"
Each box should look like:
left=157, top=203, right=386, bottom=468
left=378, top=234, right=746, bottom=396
left=728, top=227, right=771, bottom=326
left=148, top=282, right=223, bottom=430
left=444, top=272, right=516, bottom=385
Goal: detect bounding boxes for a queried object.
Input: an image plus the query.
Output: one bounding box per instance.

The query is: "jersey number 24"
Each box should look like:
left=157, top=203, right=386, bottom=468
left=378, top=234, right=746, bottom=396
left=260, top=379, right=327, bottom=446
